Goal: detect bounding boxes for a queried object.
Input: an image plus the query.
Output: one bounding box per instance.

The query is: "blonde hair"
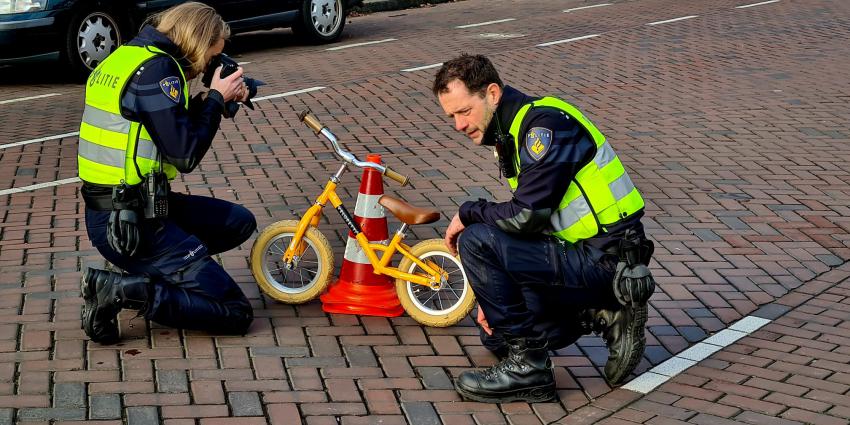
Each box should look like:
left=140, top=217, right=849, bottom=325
left=148, top=2, right=230, bottom=77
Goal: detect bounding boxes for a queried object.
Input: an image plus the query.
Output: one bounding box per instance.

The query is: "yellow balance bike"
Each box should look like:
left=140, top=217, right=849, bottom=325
left=250, top=111, right=475, bottom=327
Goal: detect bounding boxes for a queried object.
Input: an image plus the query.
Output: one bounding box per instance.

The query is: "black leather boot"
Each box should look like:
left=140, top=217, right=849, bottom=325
left=80, top=267, right=149, bottom=344
left=455, top=336, right=556, bottom=403
left=587, top=304, right=648, bottom=386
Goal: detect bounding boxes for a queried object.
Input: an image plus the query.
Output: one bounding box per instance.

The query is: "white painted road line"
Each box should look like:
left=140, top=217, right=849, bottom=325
left=1, top=85, right=328, bottom=195
left=729, top=315, right=771, bottom=332
left=564, top=3, right=612, bottom=13
left=647, top=15, right=698, bottom=26
left=537, top=34, right=600, bottom=47
left=0, top=87, right=322, bottom=152
left=0, top=131, right=80, bottom=151
left=252, top=86, right=325, bottom=102
left=0, top=93, right=62, bottom=105
left=455, top=18, right=516, bottom=29
left=622, top=315, right=773, bottom=394
left=736, top=0, right=780, bottom=8
left=401, top=63, right=443, bottom=73
left=325, top=38, right=397, bottom=51
left=0, top=177, right=81, bottom=196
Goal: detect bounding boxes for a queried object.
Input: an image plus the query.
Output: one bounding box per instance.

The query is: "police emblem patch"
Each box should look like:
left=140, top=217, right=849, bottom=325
left=526, top=127, right=552, bottom=161
left=159, top=76, right=181, bottom=103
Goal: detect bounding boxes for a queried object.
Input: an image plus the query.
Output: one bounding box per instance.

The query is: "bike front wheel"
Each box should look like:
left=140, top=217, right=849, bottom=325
left=395, top=239, right=475, bottom=327
left=250, top=219, right=334, bottom=304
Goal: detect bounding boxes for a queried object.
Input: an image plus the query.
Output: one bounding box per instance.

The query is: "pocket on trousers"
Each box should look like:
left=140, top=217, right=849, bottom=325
left=579, top=243, right=617, bottom=289
left=85, top=209, right=111, bottom=248
left=504, top=238, right=563, bottom=285
left=150, top=234, right=209, bottom=278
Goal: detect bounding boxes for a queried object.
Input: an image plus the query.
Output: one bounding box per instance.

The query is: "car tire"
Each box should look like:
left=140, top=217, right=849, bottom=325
left=63, top=5, right=126, bottom=79
left=292, top=0, right=346, bottom=44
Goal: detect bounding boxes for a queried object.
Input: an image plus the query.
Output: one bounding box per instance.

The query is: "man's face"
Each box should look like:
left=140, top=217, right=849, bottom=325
left=438, top=79, right=500, bottom=145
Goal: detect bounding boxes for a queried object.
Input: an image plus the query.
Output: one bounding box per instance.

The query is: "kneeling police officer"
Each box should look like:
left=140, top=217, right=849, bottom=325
left=78, top=2, right=260, bottom=343
left=433, top=54, right=657, bottom=403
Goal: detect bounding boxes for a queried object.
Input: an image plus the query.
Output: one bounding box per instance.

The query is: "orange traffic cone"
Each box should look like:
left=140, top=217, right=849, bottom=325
left=320, top=154, right=404, bottom=317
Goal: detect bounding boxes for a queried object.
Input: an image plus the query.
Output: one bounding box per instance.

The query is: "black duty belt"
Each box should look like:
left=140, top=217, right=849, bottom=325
left=80, top=183, right=145, bottom=212
left=81, top=184, right=114, bottom=211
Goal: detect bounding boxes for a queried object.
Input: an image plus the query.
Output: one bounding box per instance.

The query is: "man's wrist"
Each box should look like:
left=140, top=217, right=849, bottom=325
left=458, top=201, right=477, bottom=226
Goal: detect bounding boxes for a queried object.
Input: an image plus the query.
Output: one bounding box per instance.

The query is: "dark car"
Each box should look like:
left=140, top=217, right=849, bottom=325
left=0, top=0, right=362, bottom=76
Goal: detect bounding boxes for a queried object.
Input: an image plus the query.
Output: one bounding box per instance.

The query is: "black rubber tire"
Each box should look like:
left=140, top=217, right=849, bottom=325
left=292, top=0, right=347, bottom=44
left=62, top=4, right=126, bottom=80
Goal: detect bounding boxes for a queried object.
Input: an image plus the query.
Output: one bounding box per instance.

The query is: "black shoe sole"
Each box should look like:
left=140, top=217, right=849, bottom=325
left=604, top=303, right=648, bottom=386
left=80, top=270, right=119, bottom=344
left=80, top=272, right=97, bottom=336
left=80, top=268, right=95, bottom=302
left=455, top=382, right=557, bottom=403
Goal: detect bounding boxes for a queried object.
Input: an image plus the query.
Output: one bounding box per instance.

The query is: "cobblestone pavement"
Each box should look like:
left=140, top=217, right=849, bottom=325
left=1, top=0, right=849, bottom=423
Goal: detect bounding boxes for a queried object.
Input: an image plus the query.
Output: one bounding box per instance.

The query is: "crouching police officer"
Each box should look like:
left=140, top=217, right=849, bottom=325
left=78, top=2, right=259, bottom=344
left=433, top=54, right=656, bottom=403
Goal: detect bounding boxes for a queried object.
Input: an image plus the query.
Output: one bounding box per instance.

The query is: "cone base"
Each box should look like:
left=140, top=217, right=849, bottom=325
left=320, top=277, right=403, bottom=317
left=321, top=302, right=404, bottom=318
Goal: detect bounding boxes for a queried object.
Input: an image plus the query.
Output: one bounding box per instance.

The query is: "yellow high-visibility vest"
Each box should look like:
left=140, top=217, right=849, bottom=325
left=507, top=97, right=645, bottom=243
left=78, top=45, right=186, bottom=186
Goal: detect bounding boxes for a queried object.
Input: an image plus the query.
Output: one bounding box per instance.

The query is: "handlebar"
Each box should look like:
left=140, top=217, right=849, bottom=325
left=384, top=167, right=409, bottom=186
left=298, top=110, right=410, bottom=186
left=297, top=110, right=324, bottom=134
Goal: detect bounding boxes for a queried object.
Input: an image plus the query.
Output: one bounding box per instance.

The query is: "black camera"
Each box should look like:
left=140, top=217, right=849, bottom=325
left=201, top=53, right=265, bottom=119
left=201, top=53, right=240, bottom=87
left=143, top=171, right=169, bottom=219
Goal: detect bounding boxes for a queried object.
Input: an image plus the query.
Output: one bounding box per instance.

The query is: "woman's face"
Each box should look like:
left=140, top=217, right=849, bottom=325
left=204, top=38, right=226, bottom=69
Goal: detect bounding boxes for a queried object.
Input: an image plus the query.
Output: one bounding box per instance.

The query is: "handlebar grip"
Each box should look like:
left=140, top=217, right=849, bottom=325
left=298, top=110, right=324, bottom=134
left=384, top=167, right=410, bottom=187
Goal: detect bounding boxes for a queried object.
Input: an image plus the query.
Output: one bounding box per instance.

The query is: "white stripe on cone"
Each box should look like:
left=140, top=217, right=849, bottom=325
left=339, top=170, right=388, bottom=265
left=354, top=193, right=385, bottom=218
left=343, top=236, right=388, bottom=264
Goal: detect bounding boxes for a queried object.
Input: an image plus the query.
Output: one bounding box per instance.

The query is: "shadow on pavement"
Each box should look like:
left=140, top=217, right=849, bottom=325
left=0, top=61, right=82, bottom=86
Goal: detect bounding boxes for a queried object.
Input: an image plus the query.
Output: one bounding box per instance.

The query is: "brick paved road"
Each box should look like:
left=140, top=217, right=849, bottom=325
left=1, top=0, right=849, bottom=423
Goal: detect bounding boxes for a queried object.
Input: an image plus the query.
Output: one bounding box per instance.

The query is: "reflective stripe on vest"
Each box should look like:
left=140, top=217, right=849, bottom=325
left=506, top=97, right=645, bottom=243
left=77, top=45, right=187, bottom=186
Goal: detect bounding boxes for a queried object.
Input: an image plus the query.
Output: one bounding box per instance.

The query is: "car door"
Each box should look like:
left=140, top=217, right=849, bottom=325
left=215, top=0, right=298, bottom=22
left=135, top=0, right=243, bottom=21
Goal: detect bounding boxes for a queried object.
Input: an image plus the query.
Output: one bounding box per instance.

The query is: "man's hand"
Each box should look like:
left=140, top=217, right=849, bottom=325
left=444, top=212, right=466, bottom=256
left=477, top=306, right=492, bottom=335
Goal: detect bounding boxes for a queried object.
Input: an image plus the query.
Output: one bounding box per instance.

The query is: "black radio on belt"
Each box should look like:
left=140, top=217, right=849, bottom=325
left=143, top=171, right=169, bottom=219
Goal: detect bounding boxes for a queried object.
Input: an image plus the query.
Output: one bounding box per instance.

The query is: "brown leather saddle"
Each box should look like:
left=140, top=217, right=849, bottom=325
left=378, top=195, right=440, bottom=225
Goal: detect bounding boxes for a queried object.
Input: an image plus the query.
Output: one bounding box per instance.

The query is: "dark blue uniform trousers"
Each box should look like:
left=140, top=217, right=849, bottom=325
left=458, top=223, right=620, bottom=351
left=85, top=192, right=256, bottom=334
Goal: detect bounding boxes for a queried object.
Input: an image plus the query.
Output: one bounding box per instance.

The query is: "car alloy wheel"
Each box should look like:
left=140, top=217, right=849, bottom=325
left=77, top=12, right=121, bottom=70
left=309, top=0, right=341, bottom=37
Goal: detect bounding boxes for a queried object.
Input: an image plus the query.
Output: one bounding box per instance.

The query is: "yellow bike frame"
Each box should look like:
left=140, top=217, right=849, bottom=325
left=282, top=179, right=446, bottom=289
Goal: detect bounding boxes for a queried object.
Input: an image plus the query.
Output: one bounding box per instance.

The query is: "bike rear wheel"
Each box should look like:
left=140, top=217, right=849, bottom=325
left=250, top=220, right=334, bottom=304
left=395, top=239, right=475, bottom=327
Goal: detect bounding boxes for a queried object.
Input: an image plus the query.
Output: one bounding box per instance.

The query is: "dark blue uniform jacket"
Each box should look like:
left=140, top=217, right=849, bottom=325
left=119, top=25, right=225, bottom=174
left=458, top=86, right=644, bottom=251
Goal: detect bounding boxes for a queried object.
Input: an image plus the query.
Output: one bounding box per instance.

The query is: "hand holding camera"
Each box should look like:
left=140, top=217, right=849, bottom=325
left=210, top=64, right=245, bottom=103
left=202, top=53, right=265, bottom=119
